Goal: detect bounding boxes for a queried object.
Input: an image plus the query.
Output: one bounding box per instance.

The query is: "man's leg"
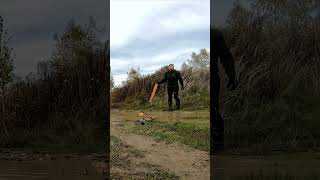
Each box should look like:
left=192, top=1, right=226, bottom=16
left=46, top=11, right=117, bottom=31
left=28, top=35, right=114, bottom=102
left=212, top=108, right=224, bottom=154
left=167, top=88, right=174, bottom=111
left=211, top=74, right=224, bottom=155
left=173, top=88, right=180, bottom=109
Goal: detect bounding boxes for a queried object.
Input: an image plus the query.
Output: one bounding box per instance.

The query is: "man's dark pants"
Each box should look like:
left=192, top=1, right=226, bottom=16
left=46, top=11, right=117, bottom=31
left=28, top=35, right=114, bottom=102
left=211, top=74, right=224, bottom=154
left=167, top=87, right=180, bottom=109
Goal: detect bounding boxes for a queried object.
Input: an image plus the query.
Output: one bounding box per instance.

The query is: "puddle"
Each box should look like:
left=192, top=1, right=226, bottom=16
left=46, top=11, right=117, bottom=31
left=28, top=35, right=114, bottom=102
left=112, top=109, right=209, bottom=123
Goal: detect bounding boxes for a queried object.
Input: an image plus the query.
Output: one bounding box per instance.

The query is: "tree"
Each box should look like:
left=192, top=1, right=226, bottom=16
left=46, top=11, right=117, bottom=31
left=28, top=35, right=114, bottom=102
left=180, top=62, right=190, bottom=72
left=37, top=61, right=49, bottom=80
left=127, top=67, right=141, bottom=82
left=0, top=16, right=14, bottom=137
left=51, top=18, right=100, bottom=76
left=231, top=0, right=320, bottom=28
left=110, top=74, right=115, bottom=91
left=187, top=49, right=210, bottom=71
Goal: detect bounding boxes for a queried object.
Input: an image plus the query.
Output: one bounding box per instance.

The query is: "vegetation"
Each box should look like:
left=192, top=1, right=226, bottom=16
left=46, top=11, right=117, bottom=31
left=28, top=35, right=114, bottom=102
left=0, top=17, right=109, bottom=153
left=220, top=0, right=320, bottom=153
left=111, top=48, right=210, bottom=110
left=0, top=16, right=14, bottom=137
left=112, top=0, right=320, bottom=154
left=124, top=111, right=210, bottom=151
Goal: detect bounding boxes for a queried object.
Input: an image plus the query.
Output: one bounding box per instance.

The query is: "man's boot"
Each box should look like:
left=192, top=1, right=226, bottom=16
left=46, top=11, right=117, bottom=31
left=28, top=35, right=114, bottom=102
left=176, top=101, right=180, bottom=110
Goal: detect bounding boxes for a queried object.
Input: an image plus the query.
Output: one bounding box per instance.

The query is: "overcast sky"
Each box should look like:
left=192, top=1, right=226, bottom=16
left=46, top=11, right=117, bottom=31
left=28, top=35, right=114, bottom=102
left=111, top=0, right=210, bottom=86
left=1, top=0, right=108, bottom=78
left=1, top=0, right=235, bottom=83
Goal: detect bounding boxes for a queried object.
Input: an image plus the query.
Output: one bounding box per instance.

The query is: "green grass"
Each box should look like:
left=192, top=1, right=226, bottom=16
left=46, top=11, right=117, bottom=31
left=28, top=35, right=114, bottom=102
left=125, top=118, right=210, bottom=152
left=112, top=91, right=210, bottom=111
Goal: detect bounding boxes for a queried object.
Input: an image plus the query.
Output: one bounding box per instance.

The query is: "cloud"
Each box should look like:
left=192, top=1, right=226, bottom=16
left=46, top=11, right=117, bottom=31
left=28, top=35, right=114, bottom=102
left=110, top=0, right=210, bottom=86
left=12, top=38, right=54, bottom=77
left=113, top=74, right=128, bottom=87
left=1, top=0, right=108, bottom=77
left=111, top=47, right=209, bottom=86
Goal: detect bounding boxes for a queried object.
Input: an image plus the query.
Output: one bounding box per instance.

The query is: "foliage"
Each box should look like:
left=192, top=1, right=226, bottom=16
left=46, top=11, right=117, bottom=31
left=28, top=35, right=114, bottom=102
left=0, top=18, right=109, bottom=151
left=111, top=49, right=210, bottom=110
left=0, top=16, right=14, bottom=137
left=220, top=0, right=320, bottom=153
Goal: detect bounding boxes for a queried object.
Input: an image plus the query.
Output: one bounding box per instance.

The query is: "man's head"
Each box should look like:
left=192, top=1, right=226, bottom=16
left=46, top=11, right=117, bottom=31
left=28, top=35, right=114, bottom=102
left=168, top=64, right=174, bottom=71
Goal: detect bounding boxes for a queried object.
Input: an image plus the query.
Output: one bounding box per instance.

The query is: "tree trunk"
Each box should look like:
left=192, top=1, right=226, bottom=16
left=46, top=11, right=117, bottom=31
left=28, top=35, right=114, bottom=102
left=2, top=83, right=9, bottom=137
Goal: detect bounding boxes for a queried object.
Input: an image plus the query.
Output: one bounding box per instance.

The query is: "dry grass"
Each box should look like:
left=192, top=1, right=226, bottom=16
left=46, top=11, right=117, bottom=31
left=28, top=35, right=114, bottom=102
left=219, top=1, right=320, bottom=153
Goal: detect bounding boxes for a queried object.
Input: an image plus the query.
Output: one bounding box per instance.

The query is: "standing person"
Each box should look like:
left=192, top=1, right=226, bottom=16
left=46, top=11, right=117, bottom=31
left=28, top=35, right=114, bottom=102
left=211, top=28, right=237, bottom=154
left=157, top=64, right=184, bottom=111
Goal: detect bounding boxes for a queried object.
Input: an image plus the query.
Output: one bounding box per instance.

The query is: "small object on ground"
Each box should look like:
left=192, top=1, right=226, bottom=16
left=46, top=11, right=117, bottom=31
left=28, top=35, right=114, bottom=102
left=149, top=83, right=158, bottom=103
left=135, top=112, right=156, bottom=125
left=138, top=112, right=145, bottom=117
left=137, top=112, right=155, bottom=120
left=136, top=119, right=146, bottom=125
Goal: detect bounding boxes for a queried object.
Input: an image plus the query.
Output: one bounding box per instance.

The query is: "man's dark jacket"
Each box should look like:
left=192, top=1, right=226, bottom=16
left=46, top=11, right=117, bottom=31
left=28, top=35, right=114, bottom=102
left=158, top=70, right=184, bottom=89
left=211, top=28, right=235, bottom=84
left=211, top=28, right=236, bottom=154
left=211, top=28, right=236, bottom=108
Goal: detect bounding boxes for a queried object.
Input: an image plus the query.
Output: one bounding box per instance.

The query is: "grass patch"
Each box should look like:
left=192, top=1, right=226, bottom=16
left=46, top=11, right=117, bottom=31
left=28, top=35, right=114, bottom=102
left=125, top=118, right=210, bottom=151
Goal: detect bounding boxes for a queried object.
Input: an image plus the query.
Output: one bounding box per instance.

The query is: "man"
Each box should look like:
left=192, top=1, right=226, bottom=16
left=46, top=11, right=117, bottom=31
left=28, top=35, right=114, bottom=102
left=157, top=64, right=184, bottom=111
left=211, top=28, right=236, bottom=154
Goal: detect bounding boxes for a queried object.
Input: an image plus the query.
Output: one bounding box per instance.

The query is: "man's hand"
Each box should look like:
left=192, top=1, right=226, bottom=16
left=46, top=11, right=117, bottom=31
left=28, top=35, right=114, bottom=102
left=227, top=80, right=237, bottom=90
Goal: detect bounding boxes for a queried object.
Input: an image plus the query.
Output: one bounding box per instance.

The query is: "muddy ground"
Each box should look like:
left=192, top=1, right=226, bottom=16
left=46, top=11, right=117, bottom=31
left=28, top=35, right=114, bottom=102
left=0, top=148, right=108, bottom=179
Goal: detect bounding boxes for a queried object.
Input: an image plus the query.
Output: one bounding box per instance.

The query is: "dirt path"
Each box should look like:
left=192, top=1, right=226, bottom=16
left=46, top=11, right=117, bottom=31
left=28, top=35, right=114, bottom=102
left=111, top=111, right=210, bottom=180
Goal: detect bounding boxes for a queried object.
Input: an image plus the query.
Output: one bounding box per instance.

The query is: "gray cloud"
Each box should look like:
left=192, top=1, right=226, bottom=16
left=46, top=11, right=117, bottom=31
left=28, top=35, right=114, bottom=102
left=111, top=29, right=209, bottom=59
left=212, top=0, right=235, bottom=27
left=1, top=0, right=108, bottom=77
left=110, top=1, right=210, bottom=85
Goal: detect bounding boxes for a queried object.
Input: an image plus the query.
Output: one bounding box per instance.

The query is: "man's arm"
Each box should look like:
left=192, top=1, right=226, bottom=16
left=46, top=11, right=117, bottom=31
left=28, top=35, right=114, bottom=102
left=158, top=73, right=167, bottom=84
left=216, top=30, right=236, bottom=88
left=177, top=71, right=184, bottom=88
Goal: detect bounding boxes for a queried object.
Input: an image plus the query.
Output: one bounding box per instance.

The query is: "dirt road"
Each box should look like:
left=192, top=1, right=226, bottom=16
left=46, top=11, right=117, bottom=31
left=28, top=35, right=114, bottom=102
left=111, top=110, right=210, bottom=180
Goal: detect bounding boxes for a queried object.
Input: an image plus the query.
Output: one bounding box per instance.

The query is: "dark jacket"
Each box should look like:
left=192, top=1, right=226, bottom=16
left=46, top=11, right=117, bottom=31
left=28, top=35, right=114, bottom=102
left=211, top=28, right=235, bottom=82
left=158, top=70, right=184, bottom=89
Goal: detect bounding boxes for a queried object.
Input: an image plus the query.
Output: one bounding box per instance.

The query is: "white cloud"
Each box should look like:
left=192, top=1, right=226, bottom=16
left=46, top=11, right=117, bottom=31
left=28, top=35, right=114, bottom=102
left=110, top=0, right=210, bottom=86
left=110, top=0, right=175, bottom=48
left=111, top=47, right=210, bottom=86
left=113, top=74, right=128, bottom=87
left=110, top=58, right=131, bottom=71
